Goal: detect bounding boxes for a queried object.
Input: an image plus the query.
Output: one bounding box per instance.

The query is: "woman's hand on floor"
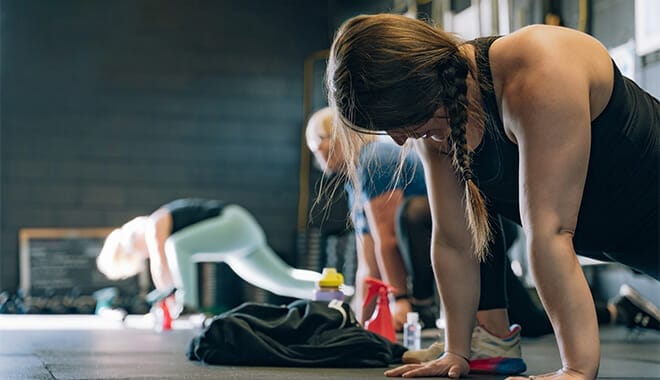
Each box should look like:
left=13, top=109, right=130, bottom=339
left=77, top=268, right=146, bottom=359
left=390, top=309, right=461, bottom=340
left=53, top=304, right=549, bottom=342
left=506, top=367, right=594, bottom=380
left=384, top=352, right=469, bottom=378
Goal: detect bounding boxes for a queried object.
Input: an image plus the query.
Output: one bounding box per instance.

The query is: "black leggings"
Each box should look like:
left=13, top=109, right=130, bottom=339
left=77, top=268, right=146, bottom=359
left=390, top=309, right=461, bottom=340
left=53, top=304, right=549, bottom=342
left=394, top=197, right=507, bottom=307
left=500, top=218, right=612, bottom=337
left=395, top=196, right=435, bottom=301
left=396, top=205, right=612, bottom=337
left=477, top=215, right=508, bottom=310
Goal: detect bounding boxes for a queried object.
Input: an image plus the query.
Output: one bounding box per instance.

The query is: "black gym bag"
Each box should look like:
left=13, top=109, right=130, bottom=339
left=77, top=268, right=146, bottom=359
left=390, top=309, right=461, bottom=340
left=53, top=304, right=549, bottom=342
left=186, top=299, right=406, bottom=367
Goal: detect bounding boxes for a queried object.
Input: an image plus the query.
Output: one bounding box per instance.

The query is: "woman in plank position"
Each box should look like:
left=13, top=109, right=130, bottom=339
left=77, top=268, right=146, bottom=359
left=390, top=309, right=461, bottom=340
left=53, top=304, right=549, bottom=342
left=326, top=13, right=658, bottom=379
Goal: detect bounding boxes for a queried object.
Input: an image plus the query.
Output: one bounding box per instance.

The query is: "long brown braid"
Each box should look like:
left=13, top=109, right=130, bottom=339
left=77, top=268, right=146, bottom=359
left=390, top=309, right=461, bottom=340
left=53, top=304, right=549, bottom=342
left=327, top=13, right=492, bottom=260
left=442, top=54, right=492, bottom=260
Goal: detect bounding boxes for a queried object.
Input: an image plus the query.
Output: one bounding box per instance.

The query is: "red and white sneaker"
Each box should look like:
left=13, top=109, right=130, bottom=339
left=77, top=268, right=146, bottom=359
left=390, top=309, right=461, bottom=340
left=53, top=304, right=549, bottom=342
left=469, top=324, right=527, bottom=375
left=402, top=324, right=527, bottom=376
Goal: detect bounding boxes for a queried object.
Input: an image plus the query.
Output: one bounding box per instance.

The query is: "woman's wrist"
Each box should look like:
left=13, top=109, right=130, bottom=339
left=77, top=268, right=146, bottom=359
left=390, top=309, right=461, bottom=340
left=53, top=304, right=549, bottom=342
left=444, top=350, right=470, bottom=364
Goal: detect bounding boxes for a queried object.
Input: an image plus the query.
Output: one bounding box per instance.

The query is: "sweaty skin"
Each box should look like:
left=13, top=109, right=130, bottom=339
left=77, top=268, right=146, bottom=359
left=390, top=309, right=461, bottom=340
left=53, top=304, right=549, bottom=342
left=385, top=24, right=613, bottom=379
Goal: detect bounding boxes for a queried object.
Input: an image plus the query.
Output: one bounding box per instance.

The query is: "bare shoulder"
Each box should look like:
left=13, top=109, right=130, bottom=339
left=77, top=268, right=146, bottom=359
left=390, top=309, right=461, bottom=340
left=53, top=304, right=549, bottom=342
left=487, top=25, right=613, bottom=127
left=491, top=25, right=610, bottom=71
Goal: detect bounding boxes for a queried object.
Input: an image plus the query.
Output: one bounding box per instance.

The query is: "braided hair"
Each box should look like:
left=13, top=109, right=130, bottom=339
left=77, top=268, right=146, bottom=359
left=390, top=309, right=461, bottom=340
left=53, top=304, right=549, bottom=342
left=327, top=13, right=492, bottom=260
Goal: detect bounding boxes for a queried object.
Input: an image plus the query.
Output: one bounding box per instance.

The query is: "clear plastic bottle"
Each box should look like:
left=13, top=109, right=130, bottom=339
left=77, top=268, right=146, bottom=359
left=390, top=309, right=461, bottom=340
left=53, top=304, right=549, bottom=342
left=403, top=312, right=422, bottom=350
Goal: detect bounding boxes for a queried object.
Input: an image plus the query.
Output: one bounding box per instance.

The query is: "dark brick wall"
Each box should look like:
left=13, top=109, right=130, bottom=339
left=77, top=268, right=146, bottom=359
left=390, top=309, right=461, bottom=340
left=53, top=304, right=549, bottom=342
left=0, top=0, right=333, bottom=291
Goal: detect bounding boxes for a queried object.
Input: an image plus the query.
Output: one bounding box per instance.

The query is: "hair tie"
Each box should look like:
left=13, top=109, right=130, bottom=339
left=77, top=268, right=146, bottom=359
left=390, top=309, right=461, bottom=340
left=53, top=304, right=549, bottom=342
left=463, top=169, right=474, bottom=183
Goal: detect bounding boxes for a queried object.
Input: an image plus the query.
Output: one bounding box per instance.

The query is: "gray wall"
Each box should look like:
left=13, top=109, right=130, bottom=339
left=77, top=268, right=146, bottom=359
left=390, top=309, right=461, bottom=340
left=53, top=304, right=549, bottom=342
left=510, top=0, right=659, bottom=97
left=591, top=0, right=660, bottom=97
left=559, top=0, right=660, bottom=97
left=0, top=0, right=333, bottom=292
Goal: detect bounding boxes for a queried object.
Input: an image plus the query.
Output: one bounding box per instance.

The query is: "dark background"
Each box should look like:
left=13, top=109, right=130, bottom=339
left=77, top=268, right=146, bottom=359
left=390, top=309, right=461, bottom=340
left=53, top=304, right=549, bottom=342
left=1, top=0, right=658, bottom=306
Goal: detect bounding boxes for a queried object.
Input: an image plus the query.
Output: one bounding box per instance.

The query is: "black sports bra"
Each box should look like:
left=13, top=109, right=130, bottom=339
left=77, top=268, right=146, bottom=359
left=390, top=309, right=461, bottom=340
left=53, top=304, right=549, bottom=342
left=466, top=36, right=659, bottom=256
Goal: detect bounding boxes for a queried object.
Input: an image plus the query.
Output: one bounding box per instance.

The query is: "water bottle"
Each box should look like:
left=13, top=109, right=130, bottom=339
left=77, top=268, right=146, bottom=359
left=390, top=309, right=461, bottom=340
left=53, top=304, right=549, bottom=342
left=313, top=268, right=345, bottom=301
left=403, top=312, right=422, bottom=350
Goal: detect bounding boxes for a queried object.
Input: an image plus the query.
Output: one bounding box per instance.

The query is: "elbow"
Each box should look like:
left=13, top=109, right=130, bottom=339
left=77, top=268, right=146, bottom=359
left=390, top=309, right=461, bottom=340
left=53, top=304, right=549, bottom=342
left=432, top=230, right=473, bottom=258
left=522, top=216, right=575, bottom=251
left=376, top=236, right=401, bottom=254
left=525, top=227, right=577, bottom=265
left=431, top=235, right=479, bottom=274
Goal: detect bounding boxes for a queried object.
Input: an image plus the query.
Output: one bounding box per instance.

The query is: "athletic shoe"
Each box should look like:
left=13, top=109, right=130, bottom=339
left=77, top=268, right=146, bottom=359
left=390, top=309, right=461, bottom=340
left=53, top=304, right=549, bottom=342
left=469, top=324, right=527, bottom=375
left=402, top=324, right=527, bottom=376
left=612, top=284, right=660, bottom=331
left=402, top=333, right=444, bottom=364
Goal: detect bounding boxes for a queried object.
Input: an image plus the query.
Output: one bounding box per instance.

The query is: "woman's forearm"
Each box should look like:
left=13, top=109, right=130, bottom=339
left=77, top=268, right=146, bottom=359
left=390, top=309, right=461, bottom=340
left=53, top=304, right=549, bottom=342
left=149, top=256, right=174, bottom=290
left=376, top=237, right=410, bottom=296
left=528, top=234, right=600, bottom=378
left=433, top=242, right=480, bottom=358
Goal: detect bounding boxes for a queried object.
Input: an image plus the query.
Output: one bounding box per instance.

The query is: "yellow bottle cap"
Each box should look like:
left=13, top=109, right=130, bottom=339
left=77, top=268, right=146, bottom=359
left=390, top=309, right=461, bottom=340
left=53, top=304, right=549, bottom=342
left=318, top=267, right=344, bottom=288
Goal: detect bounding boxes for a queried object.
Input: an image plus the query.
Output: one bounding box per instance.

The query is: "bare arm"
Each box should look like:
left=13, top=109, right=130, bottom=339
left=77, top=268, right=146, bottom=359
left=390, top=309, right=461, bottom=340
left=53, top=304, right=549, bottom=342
left=364, top=190, right=412, bottom=329
left=498, top=34, right=609, bottom=378
left=353, top=232, right=380, bottom=324
left=418, top=139, right=480, bottom=357
left=387, top=139, right=479, bottom=378
left=364, top=190, right=409, bottom=297
left=144, top=208, right=175, bottom=291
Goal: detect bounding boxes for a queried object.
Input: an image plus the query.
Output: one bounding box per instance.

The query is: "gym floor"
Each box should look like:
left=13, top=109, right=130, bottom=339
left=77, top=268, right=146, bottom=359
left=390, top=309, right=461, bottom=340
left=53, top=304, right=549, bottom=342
left=0, top=314, right=658, bottom=380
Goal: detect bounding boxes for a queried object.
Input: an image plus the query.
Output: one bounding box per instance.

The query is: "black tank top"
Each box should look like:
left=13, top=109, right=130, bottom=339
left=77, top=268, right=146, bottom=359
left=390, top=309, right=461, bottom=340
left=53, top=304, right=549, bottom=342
left=162, top=198, right=226, bottom=234
left=469, top=37, right=659, bottom=257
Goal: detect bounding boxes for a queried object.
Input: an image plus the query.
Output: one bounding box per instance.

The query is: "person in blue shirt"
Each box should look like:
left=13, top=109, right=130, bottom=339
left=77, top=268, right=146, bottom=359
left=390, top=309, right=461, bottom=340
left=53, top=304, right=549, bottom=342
left=306, top=107, right=528, bottom=375
left=306, top=107, right=436, bottom=331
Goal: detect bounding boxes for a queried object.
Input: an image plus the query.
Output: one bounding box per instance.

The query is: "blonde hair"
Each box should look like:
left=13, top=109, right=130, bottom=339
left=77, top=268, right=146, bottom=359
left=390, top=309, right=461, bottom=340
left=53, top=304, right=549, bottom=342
left=96, top=218, right=147, bottom=280
left=305, top=107, right=377, bottom=166
left=305, top=107, right=334, bottom=152
left=305, top=107, right=378, bottom=221
left=326, top=14, right=491, bottom=260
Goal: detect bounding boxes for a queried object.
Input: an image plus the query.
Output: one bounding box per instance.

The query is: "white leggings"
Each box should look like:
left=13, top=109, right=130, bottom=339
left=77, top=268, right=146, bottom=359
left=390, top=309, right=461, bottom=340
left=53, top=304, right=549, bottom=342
left=165, top=205, right=322, bottom=309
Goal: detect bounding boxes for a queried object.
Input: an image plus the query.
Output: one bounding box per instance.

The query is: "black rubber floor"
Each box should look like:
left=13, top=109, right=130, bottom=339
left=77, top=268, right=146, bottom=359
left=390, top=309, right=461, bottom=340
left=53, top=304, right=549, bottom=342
left=1, top=315, right=658, bottom=379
